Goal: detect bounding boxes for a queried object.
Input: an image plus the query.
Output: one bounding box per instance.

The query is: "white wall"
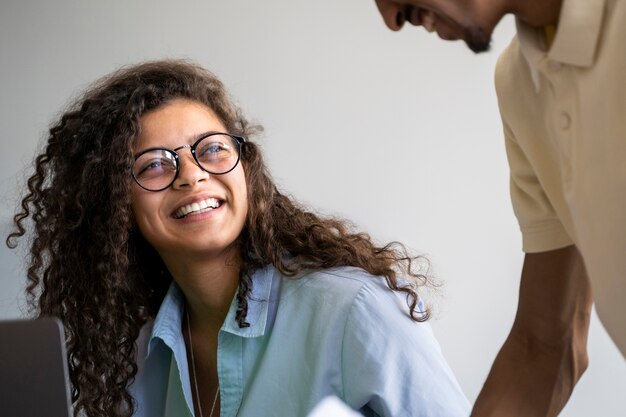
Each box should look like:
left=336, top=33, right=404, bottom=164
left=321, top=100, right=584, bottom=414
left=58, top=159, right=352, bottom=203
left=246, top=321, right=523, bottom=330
left=0, top=1, right=624, bottom=415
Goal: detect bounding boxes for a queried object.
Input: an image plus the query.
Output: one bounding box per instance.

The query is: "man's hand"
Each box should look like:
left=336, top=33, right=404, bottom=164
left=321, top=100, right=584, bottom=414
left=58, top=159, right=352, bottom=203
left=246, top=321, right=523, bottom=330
left=472, top=245, right=592, bottom=417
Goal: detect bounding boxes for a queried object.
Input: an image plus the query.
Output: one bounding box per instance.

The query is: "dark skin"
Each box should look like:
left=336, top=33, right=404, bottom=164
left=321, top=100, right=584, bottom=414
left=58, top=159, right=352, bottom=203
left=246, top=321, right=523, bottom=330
left=472, top=246, right=592, bottom=416
left=375, top=0, right=563, bottom=53
left=373, top=1, right=595, bottom=416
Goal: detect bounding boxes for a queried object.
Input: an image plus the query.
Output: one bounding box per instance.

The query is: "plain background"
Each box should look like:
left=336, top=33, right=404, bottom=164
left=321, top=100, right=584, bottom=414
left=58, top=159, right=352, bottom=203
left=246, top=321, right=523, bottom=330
left=1, top=1, right=624, bottom=415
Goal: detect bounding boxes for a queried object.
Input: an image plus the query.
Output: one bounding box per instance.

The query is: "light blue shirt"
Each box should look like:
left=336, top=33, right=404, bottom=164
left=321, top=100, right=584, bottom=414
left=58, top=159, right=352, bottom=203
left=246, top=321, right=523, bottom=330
left=130, top=265, right=470, bottom=417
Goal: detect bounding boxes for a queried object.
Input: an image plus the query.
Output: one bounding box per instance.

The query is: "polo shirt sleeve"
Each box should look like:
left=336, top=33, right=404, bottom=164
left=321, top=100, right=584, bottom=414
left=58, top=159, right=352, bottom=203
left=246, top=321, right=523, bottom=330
left=340, top=281, right=470, bottom=417
left=502, top=120, right=573, bottom=253
left=494, top=43, right=573, bottom=254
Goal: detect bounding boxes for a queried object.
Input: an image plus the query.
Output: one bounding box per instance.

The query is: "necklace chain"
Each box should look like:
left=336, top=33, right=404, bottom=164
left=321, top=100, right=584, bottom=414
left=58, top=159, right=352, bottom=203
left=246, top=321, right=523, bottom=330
left=186, top=307, right=220, bottom=417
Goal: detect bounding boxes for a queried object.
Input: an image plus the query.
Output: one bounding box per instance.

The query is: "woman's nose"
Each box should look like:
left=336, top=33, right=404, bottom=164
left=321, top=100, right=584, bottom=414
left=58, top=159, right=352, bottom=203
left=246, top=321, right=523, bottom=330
left=375, top=0, right=406, bottom=31
left=172, top=153, right=210, bottom=189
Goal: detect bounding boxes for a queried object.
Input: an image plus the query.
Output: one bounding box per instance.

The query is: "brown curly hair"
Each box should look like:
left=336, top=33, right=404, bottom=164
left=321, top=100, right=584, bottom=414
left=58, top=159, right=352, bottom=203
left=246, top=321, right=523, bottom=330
left=6, top=60, right=431, bottom=417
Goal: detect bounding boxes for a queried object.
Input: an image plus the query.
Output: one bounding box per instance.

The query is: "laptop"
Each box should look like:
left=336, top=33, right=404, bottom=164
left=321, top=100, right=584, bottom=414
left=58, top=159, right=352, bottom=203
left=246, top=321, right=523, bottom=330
left=0, top=318, right=72, bottom=417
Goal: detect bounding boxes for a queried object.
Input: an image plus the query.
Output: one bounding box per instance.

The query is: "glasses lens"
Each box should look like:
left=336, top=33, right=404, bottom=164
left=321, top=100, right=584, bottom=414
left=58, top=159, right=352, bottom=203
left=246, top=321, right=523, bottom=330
left=195, top=134, right=240, bottom=174
left=133, top=149, right=178, bottom=191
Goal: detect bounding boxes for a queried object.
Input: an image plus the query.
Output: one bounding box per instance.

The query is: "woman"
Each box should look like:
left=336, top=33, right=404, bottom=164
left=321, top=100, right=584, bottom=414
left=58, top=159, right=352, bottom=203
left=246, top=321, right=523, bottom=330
left=7, top=60, right=469, bottom=417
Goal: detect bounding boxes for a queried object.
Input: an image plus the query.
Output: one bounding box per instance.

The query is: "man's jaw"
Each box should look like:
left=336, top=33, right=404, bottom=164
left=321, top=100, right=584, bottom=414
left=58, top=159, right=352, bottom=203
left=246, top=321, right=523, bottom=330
left=463, top=26, right=492, bottom=53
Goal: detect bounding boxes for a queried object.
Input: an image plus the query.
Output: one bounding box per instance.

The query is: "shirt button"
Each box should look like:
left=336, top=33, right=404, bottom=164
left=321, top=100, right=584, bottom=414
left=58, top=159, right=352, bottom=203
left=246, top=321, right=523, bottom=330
left=548, top=60, right=562, bottom=71
left=559, top=112, right=571, bottom=130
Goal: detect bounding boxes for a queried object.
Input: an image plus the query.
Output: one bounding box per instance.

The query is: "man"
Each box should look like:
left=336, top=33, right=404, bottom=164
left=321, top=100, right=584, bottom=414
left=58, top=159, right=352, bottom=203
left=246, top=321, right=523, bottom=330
left=373, top=0, right=625, bottom=416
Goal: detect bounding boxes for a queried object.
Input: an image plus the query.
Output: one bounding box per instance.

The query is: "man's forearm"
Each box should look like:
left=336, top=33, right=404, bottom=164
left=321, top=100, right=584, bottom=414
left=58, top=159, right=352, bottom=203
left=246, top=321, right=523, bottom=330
left=471, top=246, right=592, bottom=417
left=471, top=320, right=589, bottom=416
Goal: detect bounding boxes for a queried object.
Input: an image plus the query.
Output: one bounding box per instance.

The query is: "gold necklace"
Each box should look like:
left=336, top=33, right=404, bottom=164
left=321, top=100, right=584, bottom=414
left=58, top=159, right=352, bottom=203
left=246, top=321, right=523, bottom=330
left=186, top=307, right=220, bottom=417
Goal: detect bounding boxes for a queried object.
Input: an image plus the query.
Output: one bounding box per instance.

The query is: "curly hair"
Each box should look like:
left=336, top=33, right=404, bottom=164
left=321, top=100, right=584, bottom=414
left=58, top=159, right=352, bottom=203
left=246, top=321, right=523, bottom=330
left=7, top=60, right=431, bottom=417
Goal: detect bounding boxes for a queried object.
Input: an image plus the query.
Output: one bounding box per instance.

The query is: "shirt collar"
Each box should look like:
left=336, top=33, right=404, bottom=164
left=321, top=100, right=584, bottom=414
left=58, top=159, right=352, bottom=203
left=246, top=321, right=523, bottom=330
left=146, top=264, right=276, bottom=357
left=516, top=0, right=605, bottom=87
left=147, top=282, right=186, bottom=358
left=221, top=264, right=276, bottom=338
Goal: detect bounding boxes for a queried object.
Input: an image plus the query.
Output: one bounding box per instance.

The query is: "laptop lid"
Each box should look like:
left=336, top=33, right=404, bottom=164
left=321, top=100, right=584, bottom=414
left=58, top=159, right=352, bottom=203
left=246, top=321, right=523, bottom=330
left=0, top=318, right=72, bottom=417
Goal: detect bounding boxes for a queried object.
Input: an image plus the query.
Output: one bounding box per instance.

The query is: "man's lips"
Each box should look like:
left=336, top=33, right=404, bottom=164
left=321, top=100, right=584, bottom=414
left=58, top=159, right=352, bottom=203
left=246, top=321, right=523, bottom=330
left=405, top=6, right=436, bottom=32
left=405, top=6, right=462, bottom=39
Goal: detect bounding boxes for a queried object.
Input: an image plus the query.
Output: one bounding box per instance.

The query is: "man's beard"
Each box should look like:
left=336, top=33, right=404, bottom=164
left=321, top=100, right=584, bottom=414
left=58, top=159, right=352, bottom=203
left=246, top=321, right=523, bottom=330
left=464, top=26, right=492, bottom=53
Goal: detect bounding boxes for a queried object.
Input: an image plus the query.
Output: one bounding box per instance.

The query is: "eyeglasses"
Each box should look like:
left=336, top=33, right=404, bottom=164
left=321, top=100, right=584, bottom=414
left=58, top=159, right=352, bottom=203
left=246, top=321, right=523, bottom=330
left=132, top=132, right=245, bottom=191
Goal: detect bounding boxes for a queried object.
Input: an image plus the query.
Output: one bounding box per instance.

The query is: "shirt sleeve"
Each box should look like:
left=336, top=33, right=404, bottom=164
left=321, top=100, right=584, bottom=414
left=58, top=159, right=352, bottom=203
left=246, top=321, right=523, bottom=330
left=494, top=44, right=573, bottom=253
left=502, top=120, right=573, bottom=253
left=340, top=281, right=470, bottom=417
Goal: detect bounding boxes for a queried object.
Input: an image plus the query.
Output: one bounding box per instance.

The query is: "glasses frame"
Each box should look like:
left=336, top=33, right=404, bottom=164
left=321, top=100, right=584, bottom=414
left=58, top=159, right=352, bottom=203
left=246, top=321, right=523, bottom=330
left=132, top=132, right=246, bottom=192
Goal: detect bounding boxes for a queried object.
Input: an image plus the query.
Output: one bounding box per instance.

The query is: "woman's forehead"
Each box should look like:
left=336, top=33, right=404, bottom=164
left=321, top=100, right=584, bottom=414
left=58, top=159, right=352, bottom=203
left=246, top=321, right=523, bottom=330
left=134, top=99, right=226, bottom=150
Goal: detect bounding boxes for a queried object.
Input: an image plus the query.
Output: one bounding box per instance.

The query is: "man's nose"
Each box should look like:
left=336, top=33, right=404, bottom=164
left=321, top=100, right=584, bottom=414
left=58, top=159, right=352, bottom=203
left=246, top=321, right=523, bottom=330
left=375, top=0, right=406, bottom=31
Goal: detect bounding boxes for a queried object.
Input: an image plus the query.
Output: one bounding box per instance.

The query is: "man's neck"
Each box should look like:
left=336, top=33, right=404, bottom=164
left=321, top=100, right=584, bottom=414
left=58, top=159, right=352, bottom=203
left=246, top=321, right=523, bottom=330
left=509, top=0, right=563, bottom=27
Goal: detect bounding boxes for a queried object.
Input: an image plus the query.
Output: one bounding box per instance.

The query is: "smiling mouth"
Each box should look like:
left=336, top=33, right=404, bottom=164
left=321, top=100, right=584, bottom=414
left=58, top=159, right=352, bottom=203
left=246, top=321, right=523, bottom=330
left=173, top=198, right=222, bottom=219
left=421, top=10, right=436, bottom=32
left=405, top=6, right=437, bottom=33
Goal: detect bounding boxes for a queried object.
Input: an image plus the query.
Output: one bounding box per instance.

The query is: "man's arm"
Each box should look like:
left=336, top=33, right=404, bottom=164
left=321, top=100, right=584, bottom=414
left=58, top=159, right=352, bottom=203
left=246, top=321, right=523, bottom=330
left=471, top=245, right=592, bottom=417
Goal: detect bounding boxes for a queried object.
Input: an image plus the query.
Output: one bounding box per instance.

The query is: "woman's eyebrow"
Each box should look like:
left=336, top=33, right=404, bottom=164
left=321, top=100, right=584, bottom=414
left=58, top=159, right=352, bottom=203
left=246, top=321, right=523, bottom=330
left=135, top=130, right=221, bottom=153
left=193, top=130, right=221, bottom=140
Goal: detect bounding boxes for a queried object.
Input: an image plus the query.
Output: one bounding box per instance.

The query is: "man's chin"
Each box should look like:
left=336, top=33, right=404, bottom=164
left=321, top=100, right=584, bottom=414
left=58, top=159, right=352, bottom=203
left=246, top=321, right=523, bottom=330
left=464, top=27, right=492, bottom=53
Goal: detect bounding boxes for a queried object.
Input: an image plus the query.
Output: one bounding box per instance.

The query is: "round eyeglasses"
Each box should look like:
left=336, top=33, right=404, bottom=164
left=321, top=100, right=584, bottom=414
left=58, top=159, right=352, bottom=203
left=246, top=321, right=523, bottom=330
left=132, top=132, right=246, bottom=192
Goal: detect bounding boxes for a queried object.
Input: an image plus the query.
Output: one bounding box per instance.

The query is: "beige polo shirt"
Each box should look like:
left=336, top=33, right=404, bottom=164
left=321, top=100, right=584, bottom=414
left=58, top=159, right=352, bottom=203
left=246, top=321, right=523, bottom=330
left=495, top=0, right=625, bottom=356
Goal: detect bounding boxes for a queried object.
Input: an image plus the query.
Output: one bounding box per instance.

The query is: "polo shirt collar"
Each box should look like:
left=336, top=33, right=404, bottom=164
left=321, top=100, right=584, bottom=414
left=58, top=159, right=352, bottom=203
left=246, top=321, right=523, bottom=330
left=516, top=0, right=605, bottom=86
left=146, top=264, right=276, bottom=357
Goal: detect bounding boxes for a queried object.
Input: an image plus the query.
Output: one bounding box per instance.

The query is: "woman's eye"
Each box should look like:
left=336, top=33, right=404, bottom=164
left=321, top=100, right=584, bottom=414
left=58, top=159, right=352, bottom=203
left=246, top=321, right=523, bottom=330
left=199, top=141, right=230, bottom=159
left=137, top=157, right=175, bottom=177
left=142, top=160, right=162, bottom=172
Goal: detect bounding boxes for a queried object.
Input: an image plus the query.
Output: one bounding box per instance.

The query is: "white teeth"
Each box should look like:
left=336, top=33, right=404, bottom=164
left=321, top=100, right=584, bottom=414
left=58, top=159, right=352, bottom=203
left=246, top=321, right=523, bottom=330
left=175, top=198, right=221, bottom=218
left=422, top=12, right=436, bottom=33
